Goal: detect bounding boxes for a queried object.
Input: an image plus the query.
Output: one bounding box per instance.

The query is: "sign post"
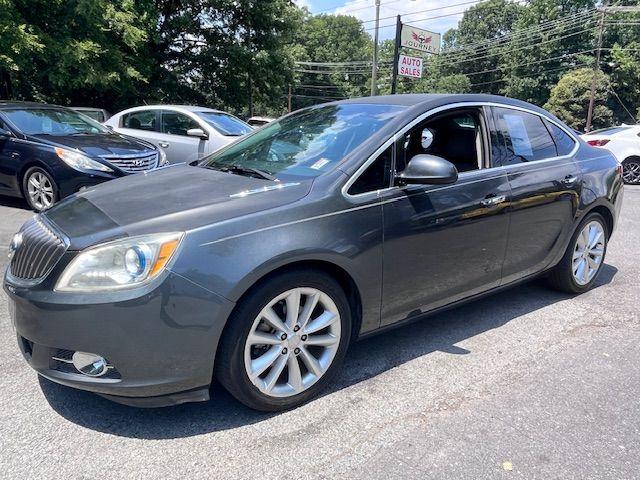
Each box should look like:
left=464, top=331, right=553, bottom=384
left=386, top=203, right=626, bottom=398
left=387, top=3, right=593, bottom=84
left=390, top=15, right=402, bottom=94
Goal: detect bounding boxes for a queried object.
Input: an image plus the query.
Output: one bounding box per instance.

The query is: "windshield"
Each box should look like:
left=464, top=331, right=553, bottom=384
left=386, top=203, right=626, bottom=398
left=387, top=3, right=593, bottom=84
left=196, top=111, right=253, bottom=136
left=4, top=108, right=108, bottom=135
left=199, top=103, right=404, bottom=180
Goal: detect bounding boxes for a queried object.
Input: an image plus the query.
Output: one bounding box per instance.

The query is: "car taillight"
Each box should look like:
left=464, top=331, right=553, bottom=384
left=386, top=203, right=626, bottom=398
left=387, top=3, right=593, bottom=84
left=587, top=139, right=610, bottom=147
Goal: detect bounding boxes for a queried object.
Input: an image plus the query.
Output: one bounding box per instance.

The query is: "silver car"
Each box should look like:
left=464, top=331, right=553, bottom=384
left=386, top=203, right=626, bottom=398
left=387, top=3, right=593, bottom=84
left=105, top=105, right=253, bottom=164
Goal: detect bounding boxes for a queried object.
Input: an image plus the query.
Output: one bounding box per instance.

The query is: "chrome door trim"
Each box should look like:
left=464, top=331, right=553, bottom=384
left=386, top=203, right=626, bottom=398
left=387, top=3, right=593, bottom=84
left=341, top=101, right=580, bottom=201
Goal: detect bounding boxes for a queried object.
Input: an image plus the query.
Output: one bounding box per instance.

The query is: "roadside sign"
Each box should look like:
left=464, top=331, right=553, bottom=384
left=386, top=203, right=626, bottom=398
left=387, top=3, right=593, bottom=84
left=400, top=24, right=441, bottom=54
left=398, top=54, right=423, bottom=79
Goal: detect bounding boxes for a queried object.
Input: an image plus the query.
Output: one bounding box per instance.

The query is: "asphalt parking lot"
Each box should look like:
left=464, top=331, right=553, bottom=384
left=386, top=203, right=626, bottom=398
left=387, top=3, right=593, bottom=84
left=0, top=188, right=638, bottom=479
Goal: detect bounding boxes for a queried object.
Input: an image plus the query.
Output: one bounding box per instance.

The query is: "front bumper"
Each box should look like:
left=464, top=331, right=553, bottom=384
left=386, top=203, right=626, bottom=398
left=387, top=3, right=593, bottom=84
left=5, top=270, right=235, bottom=407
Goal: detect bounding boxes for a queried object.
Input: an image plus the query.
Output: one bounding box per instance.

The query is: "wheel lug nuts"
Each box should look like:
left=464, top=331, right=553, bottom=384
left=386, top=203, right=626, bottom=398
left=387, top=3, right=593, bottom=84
left=294, top=348, right=300, bottom=355
left=280, top=333, right=287, bottom=340
left=282, top=348, right=288, bottom=354
left=293, top=325, right=300, bottom=332
left=301, top=335, right=307, bottom=341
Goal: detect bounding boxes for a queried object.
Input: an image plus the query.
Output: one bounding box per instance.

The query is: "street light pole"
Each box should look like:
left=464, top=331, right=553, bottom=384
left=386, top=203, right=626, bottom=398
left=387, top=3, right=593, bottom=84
left=371, top=0, right=381, bottom=96
left=585, top=9, right=605, bottom=133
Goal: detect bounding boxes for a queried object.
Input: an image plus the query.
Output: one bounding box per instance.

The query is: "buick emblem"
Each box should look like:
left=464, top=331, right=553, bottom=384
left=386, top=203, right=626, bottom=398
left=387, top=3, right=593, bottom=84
left=8, top=232, right=23, bottom=260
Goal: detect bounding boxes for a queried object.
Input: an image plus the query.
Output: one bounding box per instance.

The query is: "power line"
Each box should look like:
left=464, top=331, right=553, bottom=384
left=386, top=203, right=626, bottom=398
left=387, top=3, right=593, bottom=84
left=441, top=8, right=596, bottom=57
left=469, top=63, right=588, bottom=87
left=441, top=9, right=596, bottom=59
left=359, top=0, right=483, bottom=25
left=310, top=0, right=403, bottom=16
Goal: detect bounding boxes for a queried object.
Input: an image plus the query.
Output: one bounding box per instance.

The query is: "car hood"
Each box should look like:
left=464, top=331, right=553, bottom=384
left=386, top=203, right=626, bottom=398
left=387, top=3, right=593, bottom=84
left=44, top=165, right=312, bottom=250
left=30, top=132, right=156, bottom=157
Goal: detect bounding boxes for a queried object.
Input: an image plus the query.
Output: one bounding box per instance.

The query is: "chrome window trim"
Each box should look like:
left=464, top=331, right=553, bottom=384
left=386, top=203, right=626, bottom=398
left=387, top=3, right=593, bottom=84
left=341, top=101, right=579, bottom=201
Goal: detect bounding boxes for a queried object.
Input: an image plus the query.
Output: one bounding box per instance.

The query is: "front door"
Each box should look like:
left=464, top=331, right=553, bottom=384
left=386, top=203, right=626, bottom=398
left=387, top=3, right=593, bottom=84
left=381, top=107, right=511, bottom=326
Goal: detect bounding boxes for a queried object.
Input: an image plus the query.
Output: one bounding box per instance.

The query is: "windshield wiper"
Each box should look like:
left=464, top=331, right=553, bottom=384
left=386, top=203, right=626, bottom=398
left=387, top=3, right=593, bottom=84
left=219, top=164, right=275, bottom=181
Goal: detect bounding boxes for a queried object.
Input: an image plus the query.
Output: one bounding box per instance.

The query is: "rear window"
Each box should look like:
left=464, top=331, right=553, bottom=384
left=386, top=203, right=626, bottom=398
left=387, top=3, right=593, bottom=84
left=196, top=112, right=252, bottom=136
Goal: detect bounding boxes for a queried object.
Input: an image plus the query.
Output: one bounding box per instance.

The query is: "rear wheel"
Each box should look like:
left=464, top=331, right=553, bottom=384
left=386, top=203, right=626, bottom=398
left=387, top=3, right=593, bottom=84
left=622, top=157, right=640, bottom=184
left=547, top=212, right=608, bottom=294
left=215, top=270, right=351, bottom=411
left=22, top=167, right=58, bottom=212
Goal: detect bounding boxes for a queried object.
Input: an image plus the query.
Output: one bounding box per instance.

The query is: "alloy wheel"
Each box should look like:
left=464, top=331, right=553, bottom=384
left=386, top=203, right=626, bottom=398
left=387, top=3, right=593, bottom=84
left=572, top=220, right=605, bottom=286
left=622, top=160, right=640, bottom=184
left=26, top=171, right=54, bottom=210
left=244, top=287, right=341, bottom=398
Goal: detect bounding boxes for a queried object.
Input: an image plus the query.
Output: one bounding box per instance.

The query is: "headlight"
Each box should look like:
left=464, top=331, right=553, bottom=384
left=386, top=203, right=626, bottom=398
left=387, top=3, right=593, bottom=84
left=158, top=148, right=169, bottom=166
left=55, top=147, right=113, bottom=172
left=55, top=232, right=183, bottom=292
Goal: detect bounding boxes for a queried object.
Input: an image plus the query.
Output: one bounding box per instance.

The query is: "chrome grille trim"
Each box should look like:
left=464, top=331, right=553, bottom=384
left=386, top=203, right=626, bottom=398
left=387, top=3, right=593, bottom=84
left=8, top=216, right=68, bottom=283
left=101, top=151, right=159, bottom=173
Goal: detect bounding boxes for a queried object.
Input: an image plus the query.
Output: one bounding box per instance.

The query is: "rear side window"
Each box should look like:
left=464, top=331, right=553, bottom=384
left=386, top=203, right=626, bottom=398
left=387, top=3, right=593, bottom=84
left=348, top=145, right=393, bottom=195
left=122, top=111, right=156, bottom=131
left=492, top=107, right=556, bottom=164
left=544, top=120, right=576, bottom=156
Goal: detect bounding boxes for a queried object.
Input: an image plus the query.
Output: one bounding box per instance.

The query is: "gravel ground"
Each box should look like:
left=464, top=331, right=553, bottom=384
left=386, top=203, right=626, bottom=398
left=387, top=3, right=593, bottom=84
left=0, top=187, right=638, bottom=479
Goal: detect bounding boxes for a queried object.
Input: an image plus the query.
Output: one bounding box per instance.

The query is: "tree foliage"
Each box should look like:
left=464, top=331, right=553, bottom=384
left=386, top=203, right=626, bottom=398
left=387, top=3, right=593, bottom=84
left=544, top=67, right=612, bottom=130
left=2, top=0, right=640, bottom=126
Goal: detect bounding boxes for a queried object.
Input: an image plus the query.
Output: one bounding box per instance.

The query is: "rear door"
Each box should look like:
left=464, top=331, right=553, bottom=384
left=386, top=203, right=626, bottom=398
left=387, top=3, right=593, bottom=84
left=379, top=106, right=511, bottom=326
left=490, top=106, right=581, bottom=284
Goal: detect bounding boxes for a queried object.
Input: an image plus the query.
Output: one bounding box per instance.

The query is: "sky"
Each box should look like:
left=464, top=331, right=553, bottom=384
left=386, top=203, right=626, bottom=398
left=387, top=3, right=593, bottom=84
left=294, top=0, right=468, bottom=41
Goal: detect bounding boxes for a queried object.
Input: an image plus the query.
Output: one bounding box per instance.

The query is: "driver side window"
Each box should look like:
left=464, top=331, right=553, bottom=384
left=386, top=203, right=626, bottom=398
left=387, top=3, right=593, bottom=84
left=395, top=109, right=484, bottom=175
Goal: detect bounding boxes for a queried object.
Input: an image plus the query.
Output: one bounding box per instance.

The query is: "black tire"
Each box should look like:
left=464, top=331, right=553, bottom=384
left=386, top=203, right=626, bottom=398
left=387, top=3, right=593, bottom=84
left=22, top=166, right=58, bottom=212
left=621, top=157, right=640, bottom=185
left=215, top=269, right=352, bottom=412
left=547, top=212, right=608, bottom=294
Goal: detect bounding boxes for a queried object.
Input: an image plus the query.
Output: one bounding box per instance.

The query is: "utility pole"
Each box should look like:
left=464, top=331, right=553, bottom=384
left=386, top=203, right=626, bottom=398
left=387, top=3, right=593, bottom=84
left=585, top=9, right=605, bottom=133
left=390, top=15, right=402, bottom=94
left=288, top=84, right=292, bottom=113
left=371, top=0, right=381, bottom=96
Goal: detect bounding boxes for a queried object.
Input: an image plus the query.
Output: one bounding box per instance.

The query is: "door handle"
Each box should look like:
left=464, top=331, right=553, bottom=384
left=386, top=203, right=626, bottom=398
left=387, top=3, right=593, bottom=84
left=481, top=194, right=507, bottom=207
left=9, top=152, right=20, bottom=158
left=561, top=175, right=578, bottom=185
left=158, top=142, right=169, bottom=148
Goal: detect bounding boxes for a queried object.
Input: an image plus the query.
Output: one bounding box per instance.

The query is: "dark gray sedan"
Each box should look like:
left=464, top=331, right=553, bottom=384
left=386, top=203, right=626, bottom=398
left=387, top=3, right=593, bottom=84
left=4, top=94, right=624, bottom=411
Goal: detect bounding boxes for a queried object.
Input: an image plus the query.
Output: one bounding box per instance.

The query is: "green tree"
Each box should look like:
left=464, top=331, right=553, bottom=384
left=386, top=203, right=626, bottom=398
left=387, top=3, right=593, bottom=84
left=293, top=14, right=372, bottom=109
left=544, top=67, right=612, bottom=131
left=0, top=0, right=43, bottom=98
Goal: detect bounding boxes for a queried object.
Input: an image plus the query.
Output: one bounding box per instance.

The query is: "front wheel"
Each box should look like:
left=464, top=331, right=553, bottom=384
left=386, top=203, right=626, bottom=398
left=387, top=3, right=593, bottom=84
left=547, top=212, right=608, bottom=294
left=215, top=270, right=352, bottom=411
left=22, top=167, right=58, bottom=212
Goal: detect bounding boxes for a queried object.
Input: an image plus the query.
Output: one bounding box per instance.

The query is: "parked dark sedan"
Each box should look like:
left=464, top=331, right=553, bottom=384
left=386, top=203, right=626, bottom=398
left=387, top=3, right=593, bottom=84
left=4, top=94, right=624, bottom=411
left=0, top=101, right=167, bottom=211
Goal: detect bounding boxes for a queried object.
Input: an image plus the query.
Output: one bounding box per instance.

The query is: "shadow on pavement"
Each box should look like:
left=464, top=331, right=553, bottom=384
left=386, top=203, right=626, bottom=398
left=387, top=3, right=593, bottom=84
left=40, top=264, right=618, bottom=439
left=0, top=194, right=30, bottom=210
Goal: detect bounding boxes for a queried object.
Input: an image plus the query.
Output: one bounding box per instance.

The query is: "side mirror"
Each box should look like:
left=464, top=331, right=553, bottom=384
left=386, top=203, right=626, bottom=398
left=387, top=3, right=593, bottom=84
left=187, top=128, right=208, bottom=139
left=396, top=154, right=458, bottom=185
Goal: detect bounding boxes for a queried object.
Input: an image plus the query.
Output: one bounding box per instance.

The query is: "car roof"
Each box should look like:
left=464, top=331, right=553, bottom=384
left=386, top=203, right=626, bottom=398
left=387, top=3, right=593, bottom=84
left=0, top=100, right=70, bottom=110
left=116, top=105, right=226, bottom=114
left=335, top=93, right=544, bottom=110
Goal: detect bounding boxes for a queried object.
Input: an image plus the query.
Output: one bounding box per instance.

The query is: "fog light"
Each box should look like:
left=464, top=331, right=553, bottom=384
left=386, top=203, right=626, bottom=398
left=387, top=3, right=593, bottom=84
left=72, top=351, right=108, bottom=377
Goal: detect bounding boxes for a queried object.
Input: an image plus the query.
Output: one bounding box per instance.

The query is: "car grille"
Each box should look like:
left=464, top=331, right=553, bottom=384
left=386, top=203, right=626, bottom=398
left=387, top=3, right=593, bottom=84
left=101, top=152, right=159, bottom=173
left=9, top=216, right=67, bottom=282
